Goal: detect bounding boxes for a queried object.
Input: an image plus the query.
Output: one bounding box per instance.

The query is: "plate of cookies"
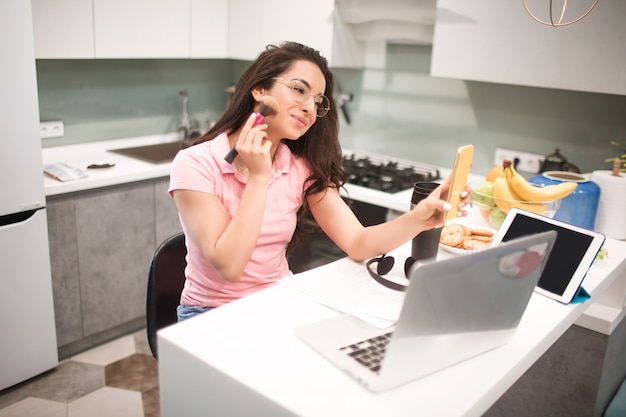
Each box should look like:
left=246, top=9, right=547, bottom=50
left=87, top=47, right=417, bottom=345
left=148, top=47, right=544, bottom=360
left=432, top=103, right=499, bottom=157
left=439, top=222, right=496, bottom=255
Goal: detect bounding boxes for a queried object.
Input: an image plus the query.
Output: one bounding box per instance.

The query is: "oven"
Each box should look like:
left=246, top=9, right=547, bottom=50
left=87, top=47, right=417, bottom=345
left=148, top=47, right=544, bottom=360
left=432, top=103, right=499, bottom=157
left=288, top=152, right=440, bottom=273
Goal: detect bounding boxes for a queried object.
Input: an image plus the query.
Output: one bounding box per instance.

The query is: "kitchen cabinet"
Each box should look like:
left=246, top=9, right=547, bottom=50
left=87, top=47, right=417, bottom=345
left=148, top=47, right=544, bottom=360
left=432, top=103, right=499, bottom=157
left=228, top=0, right=365, bottom=67
left=46, top=197, right=82, bottom=349
left=31, top=0, right=95, bottom=59
left=32, top=0, right=227, bottom=59
left=228, top=0, right=340, bottom=62
left=431, top=0, right=626, bottom=96
left=31, top=0, right=363, bottom=65
left=227, top=0, right=263, bottom=61
left=47, top=178, right=182, bottom=358
left=93, top=0, right=190, bottom=58
left=191, top=0, right=229, bottom=58
left=154, top=178, right=185, bottom=242
left=72, top=182, right=155, bottom=336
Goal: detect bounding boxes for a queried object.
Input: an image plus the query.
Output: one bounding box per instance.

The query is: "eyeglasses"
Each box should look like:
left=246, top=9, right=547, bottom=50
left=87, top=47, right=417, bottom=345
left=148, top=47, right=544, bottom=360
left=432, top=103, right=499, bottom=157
left=272, top=78, right=331, bottom=117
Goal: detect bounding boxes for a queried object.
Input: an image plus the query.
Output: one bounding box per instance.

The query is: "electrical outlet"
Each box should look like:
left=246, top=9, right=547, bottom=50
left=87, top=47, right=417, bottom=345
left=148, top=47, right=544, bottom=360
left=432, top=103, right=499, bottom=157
left=494, top=148, right=544, bottom=174
left=40, top=120, right=64, bottom=139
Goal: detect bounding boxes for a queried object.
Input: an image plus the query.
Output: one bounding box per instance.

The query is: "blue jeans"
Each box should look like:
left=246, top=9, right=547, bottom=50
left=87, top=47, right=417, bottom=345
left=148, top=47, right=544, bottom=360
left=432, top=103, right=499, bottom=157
left=176, top=304, right=214, bottom=322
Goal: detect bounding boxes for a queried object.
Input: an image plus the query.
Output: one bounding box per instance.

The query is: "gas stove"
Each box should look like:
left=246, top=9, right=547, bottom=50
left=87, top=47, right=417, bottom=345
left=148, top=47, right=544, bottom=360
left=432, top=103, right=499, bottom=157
left=289, top=152, right=442, bottom=273
left=342, top=152, right=441, bottom=193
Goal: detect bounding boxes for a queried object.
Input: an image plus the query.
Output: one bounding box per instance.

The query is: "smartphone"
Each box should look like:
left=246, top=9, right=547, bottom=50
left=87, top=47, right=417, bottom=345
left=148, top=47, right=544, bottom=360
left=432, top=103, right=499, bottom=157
left=445, top=144, right=474, bottom=222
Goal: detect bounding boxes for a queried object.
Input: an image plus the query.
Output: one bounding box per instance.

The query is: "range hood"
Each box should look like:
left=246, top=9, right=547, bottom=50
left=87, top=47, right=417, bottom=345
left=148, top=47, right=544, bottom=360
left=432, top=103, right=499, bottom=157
left=337, top=0, right=436, bottom=45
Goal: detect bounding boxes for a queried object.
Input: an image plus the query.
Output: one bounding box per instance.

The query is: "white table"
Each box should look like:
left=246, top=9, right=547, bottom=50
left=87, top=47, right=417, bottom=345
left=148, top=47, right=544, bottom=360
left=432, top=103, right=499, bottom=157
left=158, top=237, right=626, bottom=417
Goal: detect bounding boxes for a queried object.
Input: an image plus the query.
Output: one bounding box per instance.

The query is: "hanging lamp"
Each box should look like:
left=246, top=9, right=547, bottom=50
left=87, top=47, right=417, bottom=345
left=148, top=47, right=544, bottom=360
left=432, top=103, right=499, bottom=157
left=523, top=0, right=598, bottom=27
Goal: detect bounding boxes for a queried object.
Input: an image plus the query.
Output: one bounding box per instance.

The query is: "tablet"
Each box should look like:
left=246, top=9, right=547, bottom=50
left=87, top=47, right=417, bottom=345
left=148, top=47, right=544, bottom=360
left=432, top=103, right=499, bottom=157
left=490, top=208, right=605, bottom=304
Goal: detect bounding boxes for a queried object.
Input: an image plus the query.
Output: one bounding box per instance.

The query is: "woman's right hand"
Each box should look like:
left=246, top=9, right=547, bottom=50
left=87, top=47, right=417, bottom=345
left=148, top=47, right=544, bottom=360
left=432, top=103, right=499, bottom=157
left=235, top=113, right=272, bottom=179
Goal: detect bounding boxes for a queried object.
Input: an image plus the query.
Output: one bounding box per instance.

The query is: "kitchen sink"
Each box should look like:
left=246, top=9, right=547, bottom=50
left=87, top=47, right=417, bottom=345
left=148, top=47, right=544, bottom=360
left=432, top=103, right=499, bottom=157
left=109, top=141, right=185, bottom=164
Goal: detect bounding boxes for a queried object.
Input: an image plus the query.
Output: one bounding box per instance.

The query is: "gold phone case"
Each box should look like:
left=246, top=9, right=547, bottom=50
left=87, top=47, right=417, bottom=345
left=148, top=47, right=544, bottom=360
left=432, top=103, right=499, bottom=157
left=445, top=145, right=474, bottom=222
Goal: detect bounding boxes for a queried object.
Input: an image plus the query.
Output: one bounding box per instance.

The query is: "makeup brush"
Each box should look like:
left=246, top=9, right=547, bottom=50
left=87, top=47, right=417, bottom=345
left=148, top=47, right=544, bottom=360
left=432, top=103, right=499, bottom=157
left=224, top=96, right=279, bottom=164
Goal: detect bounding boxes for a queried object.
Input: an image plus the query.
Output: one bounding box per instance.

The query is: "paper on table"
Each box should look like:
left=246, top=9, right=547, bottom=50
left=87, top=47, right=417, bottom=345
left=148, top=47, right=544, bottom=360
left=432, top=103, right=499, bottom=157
left=44, top=163, right=88, bottom=182
left=279, top=257, right=407, bottom=329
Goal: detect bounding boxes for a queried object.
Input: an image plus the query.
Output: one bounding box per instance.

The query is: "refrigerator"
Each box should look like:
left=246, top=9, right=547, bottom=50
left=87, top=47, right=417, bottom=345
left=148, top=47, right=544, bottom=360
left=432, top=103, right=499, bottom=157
left=0, top=0, right=59, bottom=390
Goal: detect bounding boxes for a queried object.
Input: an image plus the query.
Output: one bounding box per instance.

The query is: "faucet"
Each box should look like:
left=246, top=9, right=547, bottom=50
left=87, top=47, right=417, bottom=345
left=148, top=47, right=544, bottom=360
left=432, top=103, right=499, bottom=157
left=335, top=92, right=353, bottom=125
left=178, top=90, right=200, bottom=146
left=334, top=82, right=353, bottom=125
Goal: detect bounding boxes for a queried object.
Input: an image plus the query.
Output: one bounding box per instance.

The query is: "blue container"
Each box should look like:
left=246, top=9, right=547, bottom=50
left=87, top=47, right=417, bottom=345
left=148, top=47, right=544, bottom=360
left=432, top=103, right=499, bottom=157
left=529, top=171, right=600, bottom=230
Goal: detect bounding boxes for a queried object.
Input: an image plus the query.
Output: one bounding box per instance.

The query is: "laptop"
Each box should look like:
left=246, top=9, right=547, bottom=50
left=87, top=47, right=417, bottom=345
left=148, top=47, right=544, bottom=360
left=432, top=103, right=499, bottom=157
left=296, top=231, right=557, bottom=392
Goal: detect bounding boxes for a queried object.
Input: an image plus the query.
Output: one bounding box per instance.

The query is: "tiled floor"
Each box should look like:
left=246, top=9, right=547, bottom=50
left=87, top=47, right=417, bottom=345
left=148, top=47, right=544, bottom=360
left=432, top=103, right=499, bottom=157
left=0, top=330, right=159, bottom=417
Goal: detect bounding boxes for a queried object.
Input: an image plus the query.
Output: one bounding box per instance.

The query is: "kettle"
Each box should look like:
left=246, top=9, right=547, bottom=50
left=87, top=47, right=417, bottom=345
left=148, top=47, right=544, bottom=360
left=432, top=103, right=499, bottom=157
left=539, top=148, right=580, bottom=173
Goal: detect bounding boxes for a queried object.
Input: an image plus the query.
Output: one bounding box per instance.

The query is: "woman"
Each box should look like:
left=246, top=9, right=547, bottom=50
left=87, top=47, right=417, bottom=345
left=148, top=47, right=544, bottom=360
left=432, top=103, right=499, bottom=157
left=169, top=41, right=468, bottom=321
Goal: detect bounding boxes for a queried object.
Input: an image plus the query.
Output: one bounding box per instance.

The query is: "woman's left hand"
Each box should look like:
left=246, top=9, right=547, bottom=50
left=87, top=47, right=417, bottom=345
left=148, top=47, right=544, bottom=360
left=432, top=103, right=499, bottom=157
left=413, top=174, right=471, bottom=229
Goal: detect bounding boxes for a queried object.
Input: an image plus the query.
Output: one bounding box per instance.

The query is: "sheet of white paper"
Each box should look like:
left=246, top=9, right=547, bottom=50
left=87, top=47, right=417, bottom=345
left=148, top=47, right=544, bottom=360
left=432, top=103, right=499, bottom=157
left=279, top=255, right=408, bottom=328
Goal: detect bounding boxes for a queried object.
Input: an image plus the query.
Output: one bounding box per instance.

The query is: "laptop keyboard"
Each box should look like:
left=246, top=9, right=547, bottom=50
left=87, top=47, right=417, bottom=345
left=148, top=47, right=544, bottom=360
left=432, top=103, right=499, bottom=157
left=339, top=332, right=392, bottom=374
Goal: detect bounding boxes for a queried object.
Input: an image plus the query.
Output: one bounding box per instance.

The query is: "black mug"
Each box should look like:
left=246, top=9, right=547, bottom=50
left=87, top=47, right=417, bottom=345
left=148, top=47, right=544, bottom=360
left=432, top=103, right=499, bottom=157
left=410, top=182, right=442, bottom=262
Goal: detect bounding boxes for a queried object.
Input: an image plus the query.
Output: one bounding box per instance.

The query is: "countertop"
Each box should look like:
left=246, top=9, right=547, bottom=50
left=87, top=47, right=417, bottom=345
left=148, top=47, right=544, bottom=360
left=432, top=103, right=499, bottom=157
left=42, top=134, right=179, bottom=197
left=41, top=134, right=468, bottom=211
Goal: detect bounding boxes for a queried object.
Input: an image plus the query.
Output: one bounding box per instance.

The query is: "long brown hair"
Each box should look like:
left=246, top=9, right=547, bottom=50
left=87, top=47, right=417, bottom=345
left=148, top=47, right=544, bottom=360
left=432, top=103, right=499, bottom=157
left=197, top=42, right=347, bottom=252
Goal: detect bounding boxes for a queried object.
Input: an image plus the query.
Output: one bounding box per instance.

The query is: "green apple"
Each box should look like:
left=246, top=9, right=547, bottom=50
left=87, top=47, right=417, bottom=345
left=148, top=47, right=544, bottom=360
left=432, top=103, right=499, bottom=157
left=489, top=208, right=507, bottom=229
left=471, top=181, right=496, bottom=207
left=595, top=246, right=608, bottom=261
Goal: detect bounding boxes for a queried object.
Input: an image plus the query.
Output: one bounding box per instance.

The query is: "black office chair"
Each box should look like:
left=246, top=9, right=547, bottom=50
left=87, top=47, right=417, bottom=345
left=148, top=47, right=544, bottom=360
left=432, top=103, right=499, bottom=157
left=146, top=232, right=187, bottom=359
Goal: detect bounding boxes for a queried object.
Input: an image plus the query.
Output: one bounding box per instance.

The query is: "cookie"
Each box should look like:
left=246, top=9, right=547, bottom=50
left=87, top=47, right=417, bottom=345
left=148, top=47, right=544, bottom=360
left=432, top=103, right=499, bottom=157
left=469, top=235, right=492, bottom=243
left=470, top=228, right=494, bottom=238
left=440, top=231, right=465, bottom=247
left=444, top=223, right=468, bottom=236
left=462, top=239, right=489, bottom=251
left=441, top=223, right=494, bottom=250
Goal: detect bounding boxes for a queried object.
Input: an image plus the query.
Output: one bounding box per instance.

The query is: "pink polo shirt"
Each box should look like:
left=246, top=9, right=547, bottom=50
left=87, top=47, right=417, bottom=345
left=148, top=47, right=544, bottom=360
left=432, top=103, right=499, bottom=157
left=168, top=133, right=311, bottom=307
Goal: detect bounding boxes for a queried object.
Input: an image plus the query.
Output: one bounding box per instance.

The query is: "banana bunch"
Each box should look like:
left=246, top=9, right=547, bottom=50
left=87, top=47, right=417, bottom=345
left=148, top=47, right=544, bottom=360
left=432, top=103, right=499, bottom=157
left=492, top=160, right=577, bottom=214
left=493, top=176, right=547, bottom=214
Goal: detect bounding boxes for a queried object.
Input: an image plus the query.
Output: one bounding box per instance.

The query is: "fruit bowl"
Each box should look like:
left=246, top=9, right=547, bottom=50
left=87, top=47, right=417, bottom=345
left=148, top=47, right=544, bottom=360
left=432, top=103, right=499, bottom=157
left=469, top=181, right=561, bottom=229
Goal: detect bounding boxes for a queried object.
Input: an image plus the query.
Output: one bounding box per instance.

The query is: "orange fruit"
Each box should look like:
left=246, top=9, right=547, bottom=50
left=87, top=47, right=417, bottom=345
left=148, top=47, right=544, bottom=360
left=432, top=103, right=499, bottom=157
left=479, top=209, right=491, bottom=223
left=486, top=165, right=504, bottom=182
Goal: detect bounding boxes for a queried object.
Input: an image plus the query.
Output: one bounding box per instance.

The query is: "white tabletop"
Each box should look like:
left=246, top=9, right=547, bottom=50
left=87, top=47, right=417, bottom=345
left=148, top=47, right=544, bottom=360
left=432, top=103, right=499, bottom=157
left=158, top=238, right=626, bottom=417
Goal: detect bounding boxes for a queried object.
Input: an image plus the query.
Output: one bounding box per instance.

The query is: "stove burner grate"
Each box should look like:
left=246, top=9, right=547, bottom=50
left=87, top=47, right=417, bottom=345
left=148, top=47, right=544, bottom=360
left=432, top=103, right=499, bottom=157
left=342, top=154, right=440, bottom=193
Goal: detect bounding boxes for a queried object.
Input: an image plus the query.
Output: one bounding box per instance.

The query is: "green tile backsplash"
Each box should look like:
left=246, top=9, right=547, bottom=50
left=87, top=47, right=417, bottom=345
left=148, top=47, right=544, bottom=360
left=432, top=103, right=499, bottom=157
left=36, top=59, right=234, bottom=146
left=36, top=44, right=626, bottom=175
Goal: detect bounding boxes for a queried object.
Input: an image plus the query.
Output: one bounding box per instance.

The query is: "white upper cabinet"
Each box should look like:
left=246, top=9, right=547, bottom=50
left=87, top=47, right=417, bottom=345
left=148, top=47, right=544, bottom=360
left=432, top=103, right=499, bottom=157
left=228, top=0, right=365, bottom=67
left=31, top=0, right=95, bottom=58
left=31, top=0, right=363, bottom=66
left=262, top=0, right=335, bottom=57
left=431, top=0, right=626, bottom=96
left=227, top=0, right=264, bottom=61
left=93, top=0, right=189, bottom=58
left=32, top=0, right=227, bottom=59
left=191, top=0, right=228, bottom=58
